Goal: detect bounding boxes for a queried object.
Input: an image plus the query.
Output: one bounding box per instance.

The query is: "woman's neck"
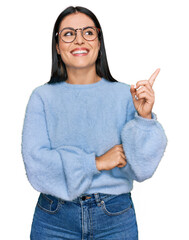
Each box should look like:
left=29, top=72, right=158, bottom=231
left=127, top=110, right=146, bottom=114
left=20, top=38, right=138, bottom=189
left=65, top=66, right=101, bottom=85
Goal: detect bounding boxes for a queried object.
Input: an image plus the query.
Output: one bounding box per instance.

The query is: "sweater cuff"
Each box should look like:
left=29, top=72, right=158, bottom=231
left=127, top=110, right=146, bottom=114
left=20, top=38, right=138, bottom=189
left=134, top=112, right=157, bottom=130
left=83, top=152, right=101, bottom=175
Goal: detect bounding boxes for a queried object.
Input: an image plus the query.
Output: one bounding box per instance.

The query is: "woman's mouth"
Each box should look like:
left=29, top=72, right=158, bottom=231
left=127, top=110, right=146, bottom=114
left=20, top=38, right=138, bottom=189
left=71, top=49, right=89, bottom=56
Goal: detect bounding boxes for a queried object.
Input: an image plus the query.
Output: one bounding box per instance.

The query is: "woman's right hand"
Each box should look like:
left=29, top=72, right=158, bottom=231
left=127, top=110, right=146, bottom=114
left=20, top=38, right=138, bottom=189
left=95, top=144, right=127, bottom=171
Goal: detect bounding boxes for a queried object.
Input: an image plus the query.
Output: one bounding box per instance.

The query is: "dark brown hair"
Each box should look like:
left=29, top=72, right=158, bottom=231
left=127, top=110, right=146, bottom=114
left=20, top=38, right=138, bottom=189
left=47, top=6, right=118, bottom=84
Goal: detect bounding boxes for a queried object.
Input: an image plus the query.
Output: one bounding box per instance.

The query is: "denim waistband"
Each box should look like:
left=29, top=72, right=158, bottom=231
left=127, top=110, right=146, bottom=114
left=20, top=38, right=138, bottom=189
left=71, top=192, right=131, bottom=206
left=41, top=192, right=131, bottom=207
left=72, top=193, right=115, bottom=206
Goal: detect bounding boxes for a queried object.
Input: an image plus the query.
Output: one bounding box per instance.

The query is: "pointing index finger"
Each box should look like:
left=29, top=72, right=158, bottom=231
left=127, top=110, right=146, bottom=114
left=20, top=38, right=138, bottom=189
left=148, top=68, right=160, bottom=86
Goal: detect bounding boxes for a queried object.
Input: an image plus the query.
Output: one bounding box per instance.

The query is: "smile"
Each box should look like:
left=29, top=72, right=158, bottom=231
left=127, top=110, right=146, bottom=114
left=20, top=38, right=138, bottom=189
left=71, top=48, right=89, bottom=56
left=71, top=51, right=89, bottom=56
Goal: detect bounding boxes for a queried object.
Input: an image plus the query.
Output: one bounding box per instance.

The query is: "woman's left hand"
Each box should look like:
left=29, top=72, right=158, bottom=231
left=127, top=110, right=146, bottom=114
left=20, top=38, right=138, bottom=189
left=130, top=68, right=160, bottom=119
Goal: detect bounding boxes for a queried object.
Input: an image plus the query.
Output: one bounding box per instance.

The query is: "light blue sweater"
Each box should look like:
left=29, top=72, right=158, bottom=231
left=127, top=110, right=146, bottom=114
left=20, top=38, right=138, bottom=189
left=21, top=77, right=167, bottom=201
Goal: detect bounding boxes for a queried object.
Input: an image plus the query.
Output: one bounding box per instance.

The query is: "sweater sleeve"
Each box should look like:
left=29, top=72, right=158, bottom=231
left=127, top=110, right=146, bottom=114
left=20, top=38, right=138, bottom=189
left=120, top=91, right=168, bottom=182
left=21, top=89, right=101, bottom=201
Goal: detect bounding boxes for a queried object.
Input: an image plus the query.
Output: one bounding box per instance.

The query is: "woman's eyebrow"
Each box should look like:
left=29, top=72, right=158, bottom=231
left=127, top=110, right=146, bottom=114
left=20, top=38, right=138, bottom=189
left=62, top=25, right=96, bottom=29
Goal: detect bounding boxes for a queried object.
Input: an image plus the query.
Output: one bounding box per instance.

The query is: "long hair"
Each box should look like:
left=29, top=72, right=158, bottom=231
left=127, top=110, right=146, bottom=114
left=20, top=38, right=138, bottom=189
left=47, top=6, right=118, bottom=84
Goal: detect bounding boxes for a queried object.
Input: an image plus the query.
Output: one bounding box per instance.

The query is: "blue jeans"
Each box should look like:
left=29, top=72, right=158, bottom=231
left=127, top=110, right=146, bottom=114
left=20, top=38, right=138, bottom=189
left=30, top=192, right=138, bottom=239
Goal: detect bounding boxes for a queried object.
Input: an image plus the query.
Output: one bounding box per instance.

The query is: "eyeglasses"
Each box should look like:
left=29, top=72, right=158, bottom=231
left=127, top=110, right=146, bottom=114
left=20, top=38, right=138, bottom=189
left=55, top=26, right=101, bottom=43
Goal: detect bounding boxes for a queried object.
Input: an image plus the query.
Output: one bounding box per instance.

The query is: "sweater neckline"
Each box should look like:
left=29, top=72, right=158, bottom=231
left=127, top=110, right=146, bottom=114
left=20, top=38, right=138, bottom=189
left=61, top=77, right=105, bottom=89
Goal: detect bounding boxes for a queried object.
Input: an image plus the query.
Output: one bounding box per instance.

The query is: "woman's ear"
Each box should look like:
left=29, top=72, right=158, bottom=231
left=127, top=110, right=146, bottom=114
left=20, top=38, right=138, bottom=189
left=56, top=44, right=60, bottom=55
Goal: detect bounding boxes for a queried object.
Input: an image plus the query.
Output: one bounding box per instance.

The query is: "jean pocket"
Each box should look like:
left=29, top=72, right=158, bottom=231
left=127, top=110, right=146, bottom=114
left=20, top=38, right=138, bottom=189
left=37, top=193, right=62, bottom=214
left=100, top=193, right=133, bottom=216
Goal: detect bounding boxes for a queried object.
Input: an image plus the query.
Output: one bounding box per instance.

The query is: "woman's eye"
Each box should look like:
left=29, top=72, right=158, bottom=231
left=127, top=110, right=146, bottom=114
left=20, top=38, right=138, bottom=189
left=85, top=31, right=94, bottom=35
left=64, top=31, right=74, bottom=36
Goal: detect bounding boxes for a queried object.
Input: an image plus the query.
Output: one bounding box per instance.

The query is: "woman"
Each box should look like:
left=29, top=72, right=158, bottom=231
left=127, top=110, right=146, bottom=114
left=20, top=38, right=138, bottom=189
left=21, top=6, right=167, bottom=240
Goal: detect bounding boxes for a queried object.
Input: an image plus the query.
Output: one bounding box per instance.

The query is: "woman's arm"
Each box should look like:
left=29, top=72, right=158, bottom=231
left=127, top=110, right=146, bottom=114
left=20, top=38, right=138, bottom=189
left=120, top=87, right=168, bottom=182
left=21, top=89, right=101, bottom=201
left=119, top=69, right=168, bottom=182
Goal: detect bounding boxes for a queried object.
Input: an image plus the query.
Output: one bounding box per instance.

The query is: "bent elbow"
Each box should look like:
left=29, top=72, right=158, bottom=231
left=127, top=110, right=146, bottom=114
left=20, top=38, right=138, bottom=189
left=134, top=169, right=155, bottom=182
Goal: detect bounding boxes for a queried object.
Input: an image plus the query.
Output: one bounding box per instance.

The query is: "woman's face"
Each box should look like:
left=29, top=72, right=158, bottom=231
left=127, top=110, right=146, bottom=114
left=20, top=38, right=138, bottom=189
left=56, top=12, right=101, bottom=70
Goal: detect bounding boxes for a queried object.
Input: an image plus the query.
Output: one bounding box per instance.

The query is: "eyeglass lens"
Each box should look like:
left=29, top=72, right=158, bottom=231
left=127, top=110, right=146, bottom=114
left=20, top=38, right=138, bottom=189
left=60, top=27, right=98, bottom=42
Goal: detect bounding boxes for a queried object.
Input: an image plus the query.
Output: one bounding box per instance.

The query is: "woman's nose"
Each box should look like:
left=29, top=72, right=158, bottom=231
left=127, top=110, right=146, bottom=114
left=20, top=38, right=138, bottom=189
left=74, top=30, right=84, bottom=44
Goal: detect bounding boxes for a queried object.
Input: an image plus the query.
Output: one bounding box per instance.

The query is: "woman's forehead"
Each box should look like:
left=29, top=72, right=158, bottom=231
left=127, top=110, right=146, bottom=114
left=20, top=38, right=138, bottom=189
left=59, top=12, right=95, bottom=30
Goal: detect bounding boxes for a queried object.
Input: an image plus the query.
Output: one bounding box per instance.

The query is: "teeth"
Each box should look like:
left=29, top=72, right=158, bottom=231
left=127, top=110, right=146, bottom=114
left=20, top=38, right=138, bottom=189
left=72, top=50, right=88, bottom=54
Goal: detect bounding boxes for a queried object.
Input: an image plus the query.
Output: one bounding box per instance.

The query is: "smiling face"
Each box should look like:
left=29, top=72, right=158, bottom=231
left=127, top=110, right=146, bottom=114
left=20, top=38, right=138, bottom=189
left=56, top=12, right=101, bottom=70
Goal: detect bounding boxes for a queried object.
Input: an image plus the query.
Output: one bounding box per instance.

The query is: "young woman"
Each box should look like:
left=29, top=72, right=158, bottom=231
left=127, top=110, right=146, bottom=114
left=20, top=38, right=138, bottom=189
left=21, top=6, right=167, bottom=240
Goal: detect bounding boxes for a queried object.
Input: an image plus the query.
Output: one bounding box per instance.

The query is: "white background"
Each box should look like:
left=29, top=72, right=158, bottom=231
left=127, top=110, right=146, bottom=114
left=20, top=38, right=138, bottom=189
left=1, top=0, right=188, bottom=239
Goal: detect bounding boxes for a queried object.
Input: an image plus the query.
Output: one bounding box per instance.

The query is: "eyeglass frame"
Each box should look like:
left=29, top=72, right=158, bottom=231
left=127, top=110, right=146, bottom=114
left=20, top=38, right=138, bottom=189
left=55, top=26, right=101, bottom=43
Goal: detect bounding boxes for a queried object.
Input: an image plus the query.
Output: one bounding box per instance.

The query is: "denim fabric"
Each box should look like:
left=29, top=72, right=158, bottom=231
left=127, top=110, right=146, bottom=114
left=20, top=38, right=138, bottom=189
left=30, top=192, right=138, bottom=240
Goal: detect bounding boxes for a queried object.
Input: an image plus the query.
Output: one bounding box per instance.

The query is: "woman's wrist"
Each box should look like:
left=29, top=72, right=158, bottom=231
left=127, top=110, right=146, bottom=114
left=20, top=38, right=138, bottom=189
left=138, top=112, right=152, bottom=119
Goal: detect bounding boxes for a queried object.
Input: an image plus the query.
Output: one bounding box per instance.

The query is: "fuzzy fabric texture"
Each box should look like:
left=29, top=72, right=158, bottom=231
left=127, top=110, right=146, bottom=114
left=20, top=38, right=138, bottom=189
left=21, top=77, right=167, bottom=201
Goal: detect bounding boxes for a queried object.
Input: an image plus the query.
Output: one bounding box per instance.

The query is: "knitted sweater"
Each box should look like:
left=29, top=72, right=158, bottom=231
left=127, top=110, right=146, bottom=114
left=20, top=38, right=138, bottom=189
left=21, top=77, right=167, bottom=201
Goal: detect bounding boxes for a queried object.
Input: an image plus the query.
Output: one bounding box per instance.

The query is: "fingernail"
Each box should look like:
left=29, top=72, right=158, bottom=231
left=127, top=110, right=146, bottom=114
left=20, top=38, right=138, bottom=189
left=135, top=95, right=138, bottom=100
